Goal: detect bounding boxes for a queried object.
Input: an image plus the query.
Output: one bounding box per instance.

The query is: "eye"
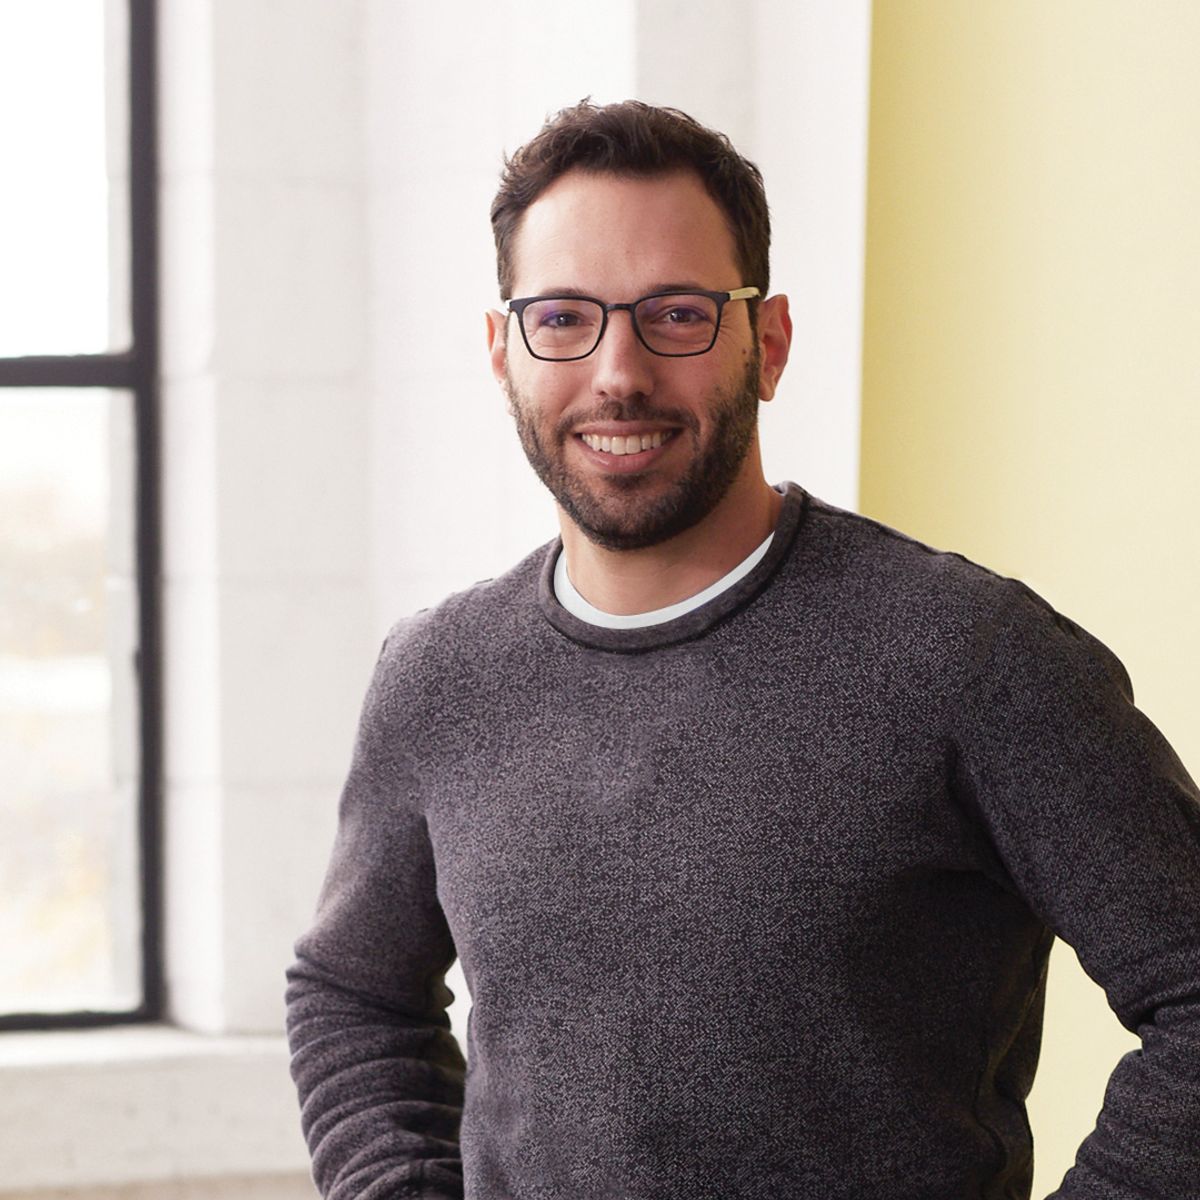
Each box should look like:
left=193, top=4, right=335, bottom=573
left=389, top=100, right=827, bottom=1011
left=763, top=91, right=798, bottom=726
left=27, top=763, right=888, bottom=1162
left=637, top=294, right=717, bottom=329
left=661, top=305, right=706, bottom=325
left=518, top=298, right=604, bottom=357
left=541, top=308, right=582, bottom=328
left=528, top=300, right=599, bottom=329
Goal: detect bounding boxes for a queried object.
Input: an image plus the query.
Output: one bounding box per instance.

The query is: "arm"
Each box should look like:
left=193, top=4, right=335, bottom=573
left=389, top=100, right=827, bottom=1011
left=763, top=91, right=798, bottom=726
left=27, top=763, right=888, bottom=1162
left=951, top=584, right=1200, bottom=1199
left=285, top=631, right=466, bottom=1200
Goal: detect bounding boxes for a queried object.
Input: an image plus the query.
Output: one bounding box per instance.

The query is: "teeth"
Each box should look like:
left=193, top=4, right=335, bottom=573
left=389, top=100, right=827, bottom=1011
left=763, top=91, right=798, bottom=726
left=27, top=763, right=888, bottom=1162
left=582, top=431, right=669, bottom=454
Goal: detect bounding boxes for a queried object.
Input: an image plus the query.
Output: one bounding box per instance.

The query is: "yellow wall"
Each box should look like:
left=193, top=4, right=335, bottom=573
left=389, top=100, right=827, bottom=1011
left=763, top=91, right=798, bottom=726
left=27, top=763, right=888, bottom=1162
left=861, top=2, right=1200, bottom=1193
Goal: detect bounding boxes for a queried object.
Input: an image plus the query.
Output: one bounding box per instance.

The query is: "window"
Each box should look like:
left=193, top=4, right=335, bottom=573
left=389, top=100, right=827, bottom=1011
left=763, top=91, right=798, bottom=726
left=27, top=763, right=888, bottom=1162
left=0, top=0, right=160, bottom=1029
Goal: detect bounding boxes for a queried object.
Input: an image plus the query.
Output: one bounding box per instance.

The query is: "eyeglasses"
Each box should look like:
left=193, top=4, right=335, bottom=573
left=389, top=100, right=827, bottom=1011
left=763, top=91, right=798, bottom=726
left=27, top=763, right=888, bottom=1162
left=506, top=287, right=761, bottom=362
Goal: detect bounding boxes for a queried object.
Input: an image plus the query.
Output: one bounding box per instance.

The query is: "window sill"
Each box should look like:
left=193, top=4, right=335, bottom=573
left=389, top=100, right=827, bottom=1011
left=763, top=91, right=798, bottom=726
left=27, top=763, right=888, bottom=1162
left=0, top=1024, right=310, bottom=1192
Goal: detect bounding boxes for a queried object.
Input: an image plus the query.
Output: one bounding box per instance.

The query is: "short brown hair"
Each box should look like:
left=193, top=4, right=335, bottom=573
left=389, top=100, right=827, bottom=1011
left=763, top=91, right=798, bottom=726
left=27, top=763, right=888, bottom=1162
left=490, top=99, right=771, bottom=302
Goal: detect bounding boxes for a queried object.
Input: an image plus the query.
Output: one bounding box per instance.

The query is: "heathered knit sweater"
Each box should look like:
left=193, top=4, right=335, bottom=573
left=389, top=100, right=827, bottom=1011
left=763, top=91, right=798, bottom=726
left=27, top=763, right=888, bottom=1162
left=286, top=483, right=1200, bottom=1200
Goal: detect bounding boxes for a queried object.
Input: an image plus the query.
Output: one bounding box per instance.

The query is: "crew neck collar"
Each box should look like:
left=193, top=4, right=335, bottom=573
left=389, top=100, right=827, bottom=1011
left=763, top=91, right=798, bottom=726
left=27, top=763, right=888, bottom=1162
left=537, top=482, right=809, bottom=653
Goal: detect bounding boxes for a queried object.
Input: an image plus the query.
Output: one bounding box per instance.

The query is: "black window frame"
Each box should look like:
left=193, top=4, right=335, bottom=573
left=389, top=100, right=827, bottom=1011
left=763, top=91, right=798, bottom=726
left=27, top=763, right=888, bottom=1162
left=0, top=0, right=162, bottom=1031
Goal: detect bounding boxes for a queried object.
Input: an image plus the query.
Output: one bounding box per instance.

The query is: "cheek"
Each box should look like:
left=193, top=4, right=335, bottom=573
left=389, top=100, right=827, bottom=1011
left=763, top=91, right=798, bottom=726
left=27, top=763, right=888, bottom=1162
left=505, top=367, right=577, bottom=430
left=512, top=360, right=586, bottom=407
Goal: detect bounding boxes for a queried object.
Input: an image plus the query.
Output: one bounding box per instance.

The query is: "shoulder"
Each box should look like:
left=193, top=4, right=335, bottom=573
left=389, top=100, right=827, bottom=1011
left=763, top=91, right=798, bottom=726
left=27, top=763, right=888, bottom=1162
left=367, top=537, right=555, bottom=719
left=798, top=493, right=1018, bottom=612
left=790, top=493, right=1130, bottom=696
left=789, top=493, right=1026, bottom=642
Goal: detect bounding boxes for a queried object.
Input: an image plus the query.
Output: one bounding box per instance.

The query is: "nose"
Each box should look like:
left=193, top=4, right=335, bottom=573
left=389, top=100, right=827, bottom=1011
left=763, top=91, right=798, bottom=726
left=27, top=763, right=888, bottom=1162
left=589, top=308, right=655, bottom=402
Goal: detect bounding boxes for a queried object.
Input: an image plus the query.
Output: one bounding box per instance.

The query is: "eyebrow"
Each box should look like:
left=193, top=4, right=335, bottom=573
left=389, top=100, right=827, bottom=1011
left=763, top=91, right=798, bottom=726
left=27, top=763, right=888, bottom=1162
left=524, top=281, right=714, bottom=299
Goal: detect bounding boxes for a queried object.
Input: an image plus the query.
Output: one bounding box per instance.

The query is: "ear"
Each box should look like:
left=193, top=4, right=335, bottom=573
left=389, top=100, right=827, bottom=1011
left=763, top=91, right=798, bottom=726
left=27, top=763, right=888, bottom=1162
left=755, top=293, right=792, bottom=402
left=486, top=309, right=508, bottom=385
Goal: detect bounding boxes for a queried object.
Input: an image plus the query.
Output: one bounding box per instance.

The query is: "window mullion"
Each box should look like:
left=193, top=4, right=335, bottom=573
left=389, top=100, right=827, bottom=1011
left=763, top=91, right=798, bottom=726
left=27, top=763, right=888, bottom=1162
left=0, top=355, right=137, bottom=389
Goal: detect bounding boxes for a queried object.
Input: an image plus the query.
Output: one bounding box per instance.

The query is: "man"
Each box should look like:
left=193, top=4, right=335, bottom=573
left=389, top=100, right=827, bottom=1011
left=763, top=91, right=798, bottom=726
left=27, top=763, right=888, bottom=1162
left=286, top=101, right=1200, bottom=1199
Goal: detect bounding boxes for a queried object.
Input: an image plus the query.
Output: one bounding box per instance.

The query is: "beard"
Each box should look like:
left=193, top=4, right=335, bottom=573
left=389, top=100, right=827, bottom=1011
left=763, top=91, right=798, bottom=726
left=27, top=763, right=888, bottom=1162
left=506, top=351, right=762, bottom=551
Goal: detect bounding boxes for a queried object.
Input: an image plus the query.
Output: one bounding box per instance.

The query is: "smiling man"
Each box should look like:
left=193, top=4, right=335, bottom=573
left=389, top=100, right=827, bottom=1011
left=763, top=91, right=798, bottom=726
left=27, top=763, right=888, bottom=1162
left=489, top=167, right=787, bottom=583
left=286, top=102, right=1200, bottom=1200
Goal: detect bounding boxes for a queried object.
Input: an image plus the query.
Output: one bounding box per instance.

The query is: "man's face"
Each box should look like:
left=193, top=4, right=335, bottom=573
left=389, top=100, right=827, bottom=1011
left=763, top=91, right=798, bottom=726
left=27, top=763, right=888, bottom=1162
left=487, top=169, right=784, bottom=551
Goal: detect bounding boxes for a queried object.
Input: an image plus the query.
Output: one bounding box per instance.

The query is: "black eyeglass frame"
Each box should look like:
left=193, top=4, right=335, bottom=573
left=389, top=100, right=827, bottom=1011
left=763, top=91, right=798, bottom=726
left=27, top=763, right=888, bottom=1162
left=505, top=286, right=762, bottom=362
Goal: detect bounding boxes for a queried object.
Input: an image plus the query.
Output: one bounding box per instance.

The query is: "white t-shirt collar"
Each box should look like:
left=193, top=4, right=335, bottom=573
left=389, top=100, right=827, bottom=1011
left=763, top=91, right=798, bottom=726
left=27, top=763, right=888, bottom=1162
left=553, top=530, right=775, bottom=630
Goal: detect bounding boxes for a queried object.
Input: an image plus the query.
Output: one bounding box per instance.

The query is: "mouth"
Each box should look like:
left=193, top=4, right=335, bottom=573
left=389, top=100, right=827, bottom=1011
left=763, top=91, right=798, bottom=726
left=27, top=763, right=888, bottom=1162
left=572, top=426, right=680, bottom=473
left=578, top=429, right=676, bottom=456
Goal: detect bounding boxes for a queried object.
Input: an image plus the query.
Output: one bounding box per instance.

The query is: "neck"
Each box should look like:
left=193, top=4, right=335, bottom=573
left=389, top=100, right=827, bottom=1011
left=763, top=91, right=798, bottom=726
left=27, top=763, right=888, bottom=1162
left=558, top=470, right=782, bottom=617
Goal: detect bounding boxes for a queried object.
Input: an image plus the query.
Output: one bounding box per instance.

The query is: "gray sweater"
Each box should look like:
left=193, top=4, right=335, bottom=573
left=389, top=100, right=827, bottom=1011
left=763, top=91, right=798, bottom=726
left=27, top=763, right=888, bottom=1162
left=286, top=483, right=1200, bottom=1200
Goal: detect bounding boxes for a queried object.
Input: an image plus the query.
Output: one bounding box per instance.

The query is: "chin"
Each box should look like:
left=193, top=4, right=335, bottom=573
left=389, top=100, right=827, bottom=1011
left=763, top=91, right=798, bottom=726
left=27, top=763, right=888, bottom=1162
left=558, top=476, right=727, bottom=552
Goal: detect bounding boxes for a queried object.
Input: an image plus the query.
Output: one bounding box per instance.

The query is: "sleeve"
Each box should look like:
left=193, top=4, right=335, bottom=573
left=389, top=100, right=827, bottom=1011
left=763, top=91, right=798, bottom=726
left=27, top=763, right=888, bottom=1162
left=285, top=631, right=466, bottom=1200
left=950, top=585, right=1200, bottom=1200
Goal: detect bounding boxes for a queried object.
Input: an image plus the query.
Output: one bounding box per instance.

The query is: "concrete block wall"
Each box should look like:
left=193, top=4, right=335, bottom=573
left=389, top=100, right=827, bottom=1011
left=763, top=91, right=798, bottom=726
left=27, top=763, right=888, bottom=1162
left=158, top=0, right=374, bottom=1039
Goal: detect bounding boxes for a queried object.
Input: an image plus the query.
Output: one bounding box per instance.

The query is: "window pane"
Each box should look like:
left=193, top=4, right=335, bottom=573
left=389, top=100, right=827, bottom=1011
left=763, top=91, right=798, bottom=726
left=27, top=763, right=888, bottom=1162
left=0, top=1, right=131, bottom=356
left=0, top=389, right=140, bottom=1015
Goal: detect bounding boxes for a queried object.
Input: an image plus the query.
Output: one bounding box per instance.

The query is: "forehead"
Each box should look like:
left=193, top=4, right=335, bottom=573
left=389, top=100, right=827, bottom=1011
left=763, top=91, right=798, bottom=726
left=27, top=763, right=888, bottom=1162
left=508, top=168, right=741, bottom=296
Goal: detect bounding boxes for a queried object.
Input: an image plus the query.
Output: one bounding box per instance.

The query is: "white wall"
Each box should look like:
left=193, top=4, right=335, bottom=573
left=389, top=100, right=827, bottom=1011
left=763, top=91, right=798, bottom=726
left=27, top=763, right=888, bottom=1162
left=158, top=0, right=373, bottom=1038
left=751, top=2, right=871, bottom=506
left=0, top=3, right=871, bottom=1196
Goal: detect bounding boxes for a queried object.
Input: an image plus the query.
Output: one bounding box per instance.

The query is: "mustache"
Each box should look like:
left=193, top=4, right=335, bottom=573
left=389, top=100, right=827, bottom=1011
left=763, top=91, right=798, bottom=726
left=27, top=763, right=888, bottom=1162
left=552, top=397, right=700, bottom=439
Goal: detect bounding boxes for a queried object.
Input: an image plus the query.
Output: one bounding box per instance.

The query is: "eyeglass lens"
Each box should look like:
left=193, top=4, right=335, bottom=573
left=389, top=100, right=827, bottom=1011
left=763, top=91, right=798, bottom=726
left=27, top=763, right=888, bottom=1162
left=519, top=294, right=720, bottom=359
